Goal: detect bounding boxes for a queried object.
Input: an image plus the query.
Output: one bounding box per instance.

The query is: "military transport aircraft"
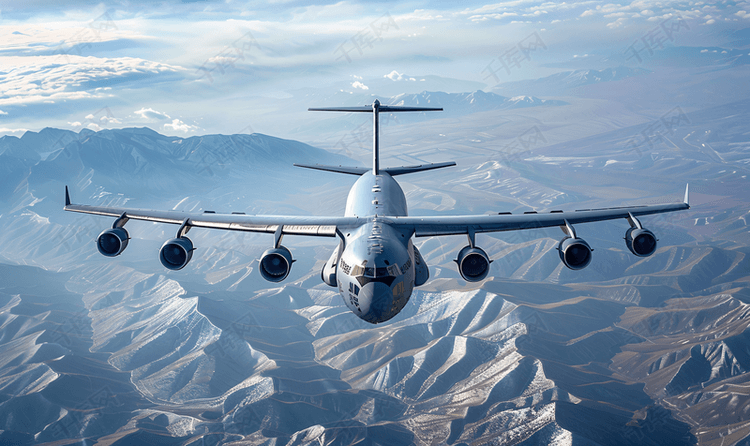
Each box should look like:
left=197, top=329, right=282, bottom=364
left=65, top=100, right=690, bottom=323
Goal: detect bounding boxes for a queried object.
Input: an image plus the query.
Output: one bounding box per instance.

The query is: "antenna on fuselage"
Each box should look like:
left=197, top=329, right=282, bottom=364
left=308, top=100, right=443, bottom=175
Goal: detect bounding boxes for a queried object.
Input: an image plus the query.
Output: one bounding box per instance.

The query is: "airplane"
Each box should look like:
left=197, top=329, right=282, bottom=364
left=64, top=99, right=690, bottom=324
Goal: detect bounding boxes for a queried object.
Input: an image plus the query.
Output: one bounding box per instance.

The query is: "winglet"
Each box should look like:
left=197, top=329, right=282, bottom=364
left=65, top=185, right=71, bottom=207
left=684, top=183, right=689, bottom=206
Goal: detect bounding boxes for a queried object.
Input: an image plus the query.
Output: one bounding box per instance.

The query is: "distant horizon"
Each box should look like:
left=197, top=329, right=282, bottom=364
left=2, top=1, right=747, bottom=138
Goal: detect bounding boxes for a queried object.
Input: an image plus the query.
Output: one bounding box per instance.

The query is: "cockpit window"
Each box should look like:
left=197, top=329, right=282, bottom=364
left=340, top=259, right=402, bottom=278
left=364, top=266, right=395, bottom=278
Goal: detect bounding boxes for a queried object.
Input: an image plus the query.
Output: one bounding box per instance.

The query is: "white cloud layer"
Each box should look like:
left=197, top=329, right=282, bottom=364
left=0, top=55, right=183, bottom=107
left=163, top=118, right=198, bottom=134
left=135, top=107, right=171, bottom=121
left=0, top=1, right=746, bottom=135
left=384, top=71, right=416, bottom=82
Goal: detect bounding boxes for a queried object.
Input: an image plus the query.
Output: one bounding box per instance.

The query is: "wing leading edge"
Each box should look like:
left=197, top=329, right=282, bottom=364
left=385, top=185, right=690, bottom=237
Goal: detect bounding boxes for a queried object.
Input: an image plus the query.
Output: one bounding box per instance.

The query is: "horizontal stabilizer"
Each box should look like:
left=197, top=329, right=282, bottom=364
left=293, top=164, right=369, bottom=175
left=309, top=105, right=443, bottom=113
left=383, top=161, right=456, bottom=176
left=294, top=162, right=456, bottom=176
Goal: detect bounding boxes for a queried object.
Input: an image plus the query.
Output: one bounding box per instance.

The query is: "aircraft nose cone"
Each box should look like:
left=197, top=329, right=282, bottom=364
left=357, top=282, right=394, bottom=324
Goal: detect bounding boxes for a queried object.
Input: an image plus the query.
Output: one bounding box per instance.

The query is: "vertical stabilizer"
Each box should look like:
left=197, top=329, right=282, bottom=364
left=373, top=99, right=380, bottom=175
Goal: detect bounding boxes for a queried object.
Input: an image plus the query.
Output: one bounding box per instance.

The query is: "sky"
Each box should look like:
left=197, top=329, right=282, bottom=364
left=0, top=0, right=748, bottom=138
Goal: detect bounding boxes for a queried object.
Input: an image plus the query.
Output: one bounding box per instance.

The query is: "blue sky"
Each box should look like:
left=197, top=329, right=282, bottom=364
left=1, top=0, right=748, bottom=137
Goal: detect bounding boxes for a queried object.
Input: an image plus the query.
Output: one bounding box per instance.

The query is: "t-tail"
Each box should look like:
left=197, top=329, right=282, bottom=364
left=296, top=99, right=456, bottom=176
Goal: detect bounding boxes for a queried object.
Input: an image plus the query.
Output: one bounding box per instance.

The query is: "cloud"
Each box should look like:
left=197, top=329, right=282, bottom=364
left=86, top=113, right=121, bottom=125
left=0, top=1, right=743, bottom=138
left=492, top=12, right=520, bottom=19
left=385, top=70, right=404, bottom=81
left=736, top=11, right=749, bottom=19
left=0, top=55, right=183, bottom=107
left=384, top=70, right=416, bottom=81
left=163, top=118, right=198, bottom=134
left=647, top=13, right=673, bottom=21
left=0, top=110, right=7, bottom=115
left=134, top=107, right=171, bottom=121
left=0, top=127, right=29, bottom=135
left=606, top=17, right=628, bottom=28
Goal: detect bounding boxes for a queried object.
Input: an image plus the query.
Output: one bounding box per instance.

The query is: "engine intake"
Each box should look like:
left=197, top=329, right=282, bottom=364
left=626, top=228, right=657, bottom=257
left=455, top=245, right=491, bottom=282
left=260, top=246, right=293, bottom=282
left=159, top=237, right=194, bottom=270
left=558, top=236, right=592, bottom=270
left=97, top=227, right=129, bottom=257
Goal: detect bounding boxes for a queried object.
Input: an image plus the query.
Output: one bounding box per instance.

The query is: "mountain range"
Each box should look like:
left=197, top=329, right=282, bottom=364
left=0, top=87, right=748, bottom=445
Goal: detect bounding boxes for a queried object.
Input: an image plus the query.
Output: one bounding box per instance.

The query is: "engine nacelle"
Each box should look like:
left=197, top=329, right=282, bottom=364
left=260, top=246, right=293, bottom=282
left=626, top=228, right=657, bottom=257
left=558, top=236, right=592, bottom=270
left=455, top=245, right=491, bottom=282
left=159, top=237, right=194, bottom=270
left=96, top=227, right=129, bottom=257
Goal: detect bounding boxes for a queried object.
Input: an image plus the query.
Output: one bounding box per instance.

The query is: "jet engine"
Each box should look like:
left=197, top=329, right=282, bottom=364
left=96, top=227, right=130, bottom=257
left=455, top=245, right=491, bottom=282
left=558, top=236, right=592, bottom=270
left=159, top=237, right=194, bottom=270
left=260, top=245, right=293, bottom=282
left=626, top=227, right=657, bottom=257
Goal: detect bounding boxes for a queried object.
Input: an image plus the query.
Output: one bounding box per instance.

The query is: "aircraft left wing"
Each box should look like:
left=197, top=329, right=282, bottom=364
left=384, top=185, right=690, bottom=237
left=64, top=186, right=357, bottom=237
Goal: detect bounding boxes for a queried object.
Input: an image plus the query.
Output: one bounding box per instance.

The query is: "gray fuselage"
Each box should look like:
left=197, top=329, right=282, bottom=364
left=336, top=172, right=416, bottom=323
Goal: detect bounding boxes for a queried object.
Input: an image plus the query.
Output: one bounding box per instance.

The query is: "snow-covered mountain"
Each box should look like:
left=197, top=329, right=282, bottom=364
left=491, top=66, right=652, bottom=97
left=388, top=90, right=568, bottom=112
